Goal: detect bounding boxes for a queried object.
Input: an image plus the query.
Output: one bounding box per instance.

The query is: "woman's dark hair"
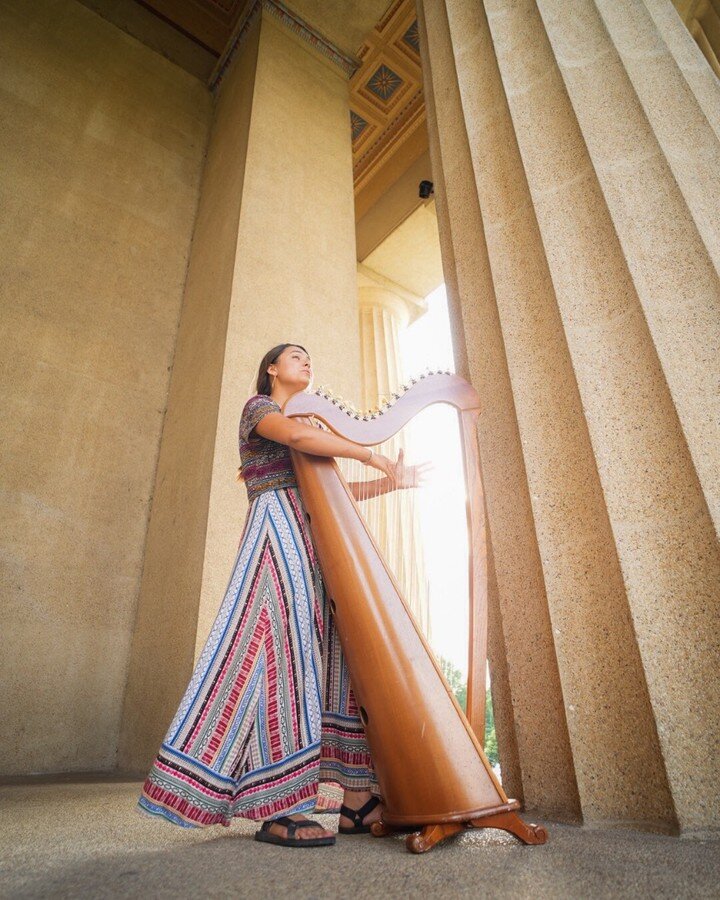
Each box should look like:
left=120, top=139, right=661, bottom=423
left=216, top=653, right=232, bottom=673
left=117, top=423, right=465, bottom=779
left=255, top=343, right=310, bottom=395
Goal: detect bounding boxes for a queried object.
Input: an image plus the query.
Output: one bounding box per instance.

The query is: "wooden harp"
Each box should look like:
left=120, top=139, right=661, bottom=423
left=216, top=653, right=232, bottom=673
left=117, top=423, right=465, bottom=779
left=283, top=372, right=547, bottom=853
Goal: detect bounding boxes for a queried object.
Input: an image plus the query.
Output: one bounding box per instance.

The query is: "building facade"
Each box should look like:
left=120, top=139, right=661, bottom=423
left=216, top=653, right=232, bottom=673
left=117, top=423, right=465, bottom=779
left=1, top=0, right=718, bottom=838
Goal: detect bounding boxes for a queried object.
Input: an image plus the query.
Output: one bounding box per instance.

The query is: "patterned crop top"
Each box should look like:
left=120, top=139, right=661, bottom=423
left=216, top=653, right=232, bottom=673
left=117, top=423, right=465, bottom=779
left=238, top=394, right=298, bottom=503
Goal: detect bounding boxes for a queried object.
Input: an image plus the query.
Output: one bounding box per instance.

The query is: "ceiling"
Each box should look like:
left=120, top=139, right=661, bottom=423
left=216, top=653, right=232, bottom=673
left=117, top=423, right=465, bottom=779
left=82, top=0, right=430, bottom=251
left=348, top=0, right=427, bottom=224
left=129, top=0, right=390, bottom=58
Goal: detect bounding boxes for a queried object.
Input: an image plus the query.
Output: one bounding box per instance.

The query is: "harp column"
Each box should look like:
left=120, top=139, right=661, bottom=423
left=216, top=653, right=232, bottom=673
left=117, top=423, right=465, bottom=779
left=357, top=264, right=430, bottom=637
left=119, top=5, right=362, bottom=771
left=417, top=0, right=720, bottom=834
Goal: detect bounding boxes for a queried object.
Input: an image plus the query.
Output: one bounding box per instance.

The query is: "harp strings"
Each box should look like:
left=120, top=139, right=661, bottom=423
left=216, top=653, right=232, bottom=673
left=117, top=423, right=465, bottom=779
left=335, top=419, right=431, bottom=642
left=304, top=375, right=470, bottom=698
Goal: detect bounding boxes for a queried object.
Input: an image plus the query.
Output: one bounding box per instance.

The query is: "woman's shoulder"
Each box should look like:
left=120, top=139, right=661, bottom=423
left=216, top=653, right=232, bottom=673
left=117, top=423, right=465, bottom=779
left=242, top=394, right=281, bottom=413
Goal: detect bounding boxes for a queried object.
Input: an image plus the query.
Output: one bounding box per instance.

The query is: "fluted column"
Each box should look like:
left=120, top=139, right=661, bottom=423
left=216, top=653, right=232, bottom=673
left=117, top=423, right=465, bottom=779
left=418, top=0, right=720, bottom=834
left=357, top=268, right=430, bottom=637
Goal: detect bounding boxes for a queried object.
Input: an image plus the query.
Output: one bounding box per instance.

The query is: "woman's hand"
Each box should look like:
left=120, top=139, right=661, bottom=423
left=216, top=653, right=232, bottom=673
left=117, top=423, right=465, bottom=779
left=365, top=447, right=433, bottom=491
left=365, top=451, right=399, bottom=488
left=389, top=447, right=433, bottom=490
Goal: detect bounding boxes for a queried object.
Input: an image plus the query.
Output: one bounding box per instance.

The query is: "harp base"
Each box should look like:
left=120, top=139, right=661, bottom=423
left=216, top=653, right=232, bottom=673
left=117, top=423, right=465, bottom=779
left=370, top=805, right=549, bottom=854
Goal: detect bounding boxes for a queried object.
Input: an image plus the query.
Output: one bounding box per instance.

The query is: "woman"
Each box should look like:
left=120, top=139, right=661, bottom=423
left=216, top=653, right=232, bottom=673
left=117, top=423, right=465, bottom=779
left=137, top=343, right=425, bottom=847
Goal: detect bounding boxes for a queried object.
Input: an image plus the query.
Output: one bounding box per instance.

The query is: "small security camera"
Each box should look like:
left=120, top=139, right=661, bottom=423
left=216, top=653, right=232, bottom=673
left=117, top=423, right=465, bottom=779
left=418, top=180, right=434, bottom=199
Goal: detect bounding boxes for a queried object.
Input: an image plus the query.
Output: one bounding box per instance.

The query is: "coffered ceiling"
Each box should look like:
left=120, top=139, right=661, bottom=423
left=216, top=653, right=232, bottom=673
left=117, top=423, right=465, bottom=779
left=348, top=0, right=426, bottom=217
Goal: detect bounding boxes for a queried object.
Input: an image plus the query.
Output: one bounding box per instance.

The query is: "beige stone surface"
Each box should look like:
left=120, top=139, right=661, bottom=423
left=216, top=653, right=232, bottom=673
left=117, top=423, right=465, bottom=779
left=77, top=0, right=217, bottom=80
left=419, top=0, right=720, bottom=833
left=119, top=7, right=362, bottom=771
left=3, top=0, right=719, bottom=845
left=355, top=149, right=434, bottom=260
left=417, top=0, right=582, bottom=825
left=286, top=0, right=393, bottom=58
left=2, top=779, right=718, bottom=898
left=539, top=0, right=720, bottom=537
left=117, top=8, right=263, bottom=778
left=361, top=200, right=444, bottom=299
left=0, top=779, right=720, bottom=900
left=0, top=0, right=212, bottom=774
left=528, top=0, right=720, bottom=831
left=671, top=0, right=720, bottom=77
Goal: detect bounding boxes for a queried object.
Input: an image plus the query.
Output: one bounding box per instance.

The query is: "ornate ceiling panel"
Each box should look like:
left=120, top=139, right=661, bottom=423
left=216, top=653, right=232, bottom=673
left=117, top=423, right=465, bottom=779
left=349, top=0, right=425, bottom=196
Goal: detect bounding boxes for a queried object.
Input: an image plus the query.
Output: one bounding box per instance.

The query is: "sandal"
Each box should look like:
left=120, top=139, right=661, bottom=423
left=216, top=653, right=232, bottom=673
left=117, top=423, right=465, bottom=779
left=338, top=796, right=382, bottom=834
left=254, top=815, right=336, bottom=847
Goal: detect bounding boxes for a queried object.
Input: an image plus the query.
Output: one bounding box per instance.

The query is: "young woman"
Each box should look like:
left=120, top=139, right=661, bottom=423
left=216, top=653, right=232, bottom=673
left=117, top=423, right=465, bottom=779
left=137, top=343, right=426, bottom=847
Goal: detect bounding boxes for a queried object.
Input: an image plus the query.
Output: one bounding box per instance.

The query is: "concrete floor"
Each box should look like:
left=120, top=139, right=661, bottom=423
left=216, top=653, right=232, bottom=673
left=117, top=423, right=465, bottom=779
left=1, top=778, right=718, bottom=899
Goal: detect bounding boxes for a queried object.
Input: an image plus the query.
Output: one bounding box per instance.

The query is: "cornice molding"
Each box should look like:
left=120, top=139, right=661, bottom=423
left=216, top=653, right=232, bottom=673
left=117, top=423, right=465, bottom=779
left=209, top=0, right=361, bottom=91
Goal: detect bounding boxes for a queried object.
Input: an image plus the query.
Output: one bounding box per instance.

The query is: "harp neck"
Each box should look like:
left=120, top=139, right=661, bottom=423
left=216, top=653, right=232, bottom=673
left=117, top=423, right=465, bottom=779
left=282, top=372, right=481, bottom=443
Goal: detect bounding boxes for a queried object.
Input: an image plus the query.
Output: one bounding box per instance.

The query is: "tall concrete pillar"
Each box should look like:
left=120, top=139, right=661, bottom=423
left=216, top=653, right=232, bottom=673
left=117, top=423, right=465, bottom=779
left=118, top=6, right=362, bottom=772
left=418, top=0, right=720, bottom=834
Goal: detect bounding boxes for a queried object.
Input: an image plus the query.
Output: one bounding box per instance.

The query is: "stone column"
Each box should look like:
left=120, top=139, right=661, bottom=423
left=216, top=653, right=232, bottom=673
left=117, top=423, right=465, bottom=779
left=357, top=266, right=430, bottom=637
left=118, top=7, right=362, bottom=771
left=418, top=0, right=720, bottom=834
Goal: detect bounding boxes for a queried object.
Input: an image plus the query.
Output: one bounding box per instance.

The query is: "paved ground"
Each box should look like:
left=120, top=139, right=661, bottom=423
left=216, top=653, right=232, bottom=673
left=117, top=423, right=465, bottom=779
left=1, top=778, right=718, bottom=899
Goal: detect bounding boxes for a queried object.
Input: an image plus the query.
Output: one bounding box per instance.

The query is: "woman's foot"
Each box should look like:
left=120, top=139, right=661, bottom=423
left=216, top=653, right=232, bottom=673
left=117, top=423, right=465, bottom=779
left=264, top=813, right=334, bottom=842
left=339, top=790, right=384, bottom=832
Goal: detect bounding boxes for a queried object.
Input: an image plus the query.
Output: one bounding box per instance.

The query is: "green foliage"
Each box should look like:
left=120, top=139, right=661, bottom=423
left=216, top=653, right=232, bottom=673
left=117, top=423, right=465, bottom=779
left=438, top=656, right=499, bottom=767
left=439, top=656, right=467, bottom=712
left=484, top=687, right=498, bottom=766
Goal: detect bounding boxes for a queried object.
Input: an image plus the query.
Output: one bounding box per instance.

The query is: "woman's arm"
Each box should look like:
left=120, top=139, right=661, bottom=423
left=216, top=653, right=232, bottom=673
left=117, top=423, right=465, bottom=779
left=346, top=476, right=391, bottom=502
left=254, top=413, right=369, bottom=462
left=253, top=411, right=397, bottom=485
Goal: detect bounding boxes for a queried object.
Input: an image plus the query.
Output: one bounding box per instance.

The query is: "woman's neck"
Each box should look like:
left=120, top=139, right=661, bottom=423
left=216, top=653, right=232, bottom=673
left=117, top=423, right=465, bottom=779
left=270, top=386, right=305, bottom=409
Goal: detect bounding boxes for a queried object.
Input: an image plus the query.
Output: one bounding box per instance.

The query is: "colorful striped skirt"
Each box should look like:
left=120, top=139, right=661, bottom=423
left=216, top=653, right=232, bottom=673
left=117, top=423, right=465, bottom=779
left=137, top=485, right=377, bottom=828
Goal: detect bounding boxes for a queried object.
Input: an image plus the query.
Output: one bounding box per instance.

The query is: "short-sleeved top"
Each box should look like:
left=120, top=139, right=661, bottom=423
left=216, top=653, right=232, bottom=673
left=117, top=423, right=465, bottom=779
left=238, top=394, right=298, bottom=503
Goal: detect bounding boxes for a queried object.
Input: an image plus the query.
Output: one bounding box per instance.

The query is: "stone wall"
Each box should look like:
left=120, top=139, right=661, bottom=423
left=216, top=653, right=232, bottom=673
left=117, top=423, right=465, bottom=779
left=0, top=0, right=212, bottom=774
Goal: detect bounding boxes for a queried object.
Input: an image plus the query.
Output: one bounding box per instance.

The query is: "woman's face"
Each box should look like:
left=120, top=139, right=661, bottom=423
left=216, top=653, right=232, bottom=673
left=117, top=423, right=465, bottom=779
left=270, top=346, right=313, bottom=390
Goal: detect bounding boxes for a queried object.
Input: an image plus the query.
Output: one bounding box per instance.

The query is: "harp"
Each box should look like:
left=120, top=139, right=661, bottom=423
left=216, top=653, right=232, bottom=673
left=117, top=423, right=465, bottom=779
left=283, top=372, right=547, bottom=853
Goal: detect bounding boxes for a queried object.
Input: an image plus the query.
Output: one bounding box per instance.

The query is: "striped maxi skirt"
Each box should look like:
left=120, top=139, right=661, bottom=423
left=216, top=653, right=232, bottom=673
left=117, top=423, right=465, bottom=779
left=137, top=485, right=378, bottom=828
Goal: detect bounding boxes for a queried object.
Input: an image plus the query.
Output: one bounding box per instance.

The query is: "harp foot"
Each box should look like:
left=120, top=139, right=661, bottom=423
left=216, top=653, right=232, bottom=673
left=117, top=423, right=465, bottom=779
left=371, top=819, right=431, bottom=839
left=390, top=812, right=548, bottom=853
left=406, top=823, right=464, bottom=854
left=469, top=811, right=548, bottom=845
left=370, top=820, right=395, bottom=838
